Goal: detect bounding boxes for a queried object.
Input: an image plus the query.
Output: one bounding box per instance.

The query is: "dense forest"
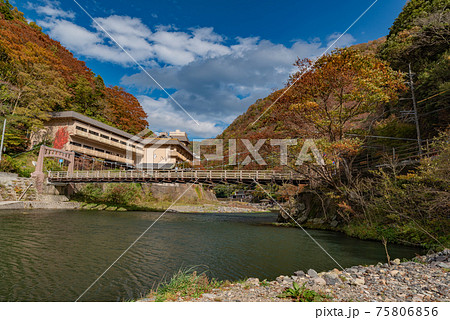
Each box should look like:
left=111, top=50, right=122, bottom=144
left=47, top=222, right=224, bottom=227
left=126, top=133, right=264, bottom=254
left=0, top=0, right=148, bottom=154
left=219, top=0, right=449, bottom=153
left=217, top=0, right=449, bottom=249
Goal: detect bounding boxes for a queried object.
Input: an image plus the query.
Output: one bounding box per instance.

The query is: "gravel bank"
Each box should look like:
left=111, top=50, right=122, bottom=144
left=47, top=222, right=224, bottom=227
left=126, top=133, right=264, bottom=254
left=140, top=250, right=450, bottom=302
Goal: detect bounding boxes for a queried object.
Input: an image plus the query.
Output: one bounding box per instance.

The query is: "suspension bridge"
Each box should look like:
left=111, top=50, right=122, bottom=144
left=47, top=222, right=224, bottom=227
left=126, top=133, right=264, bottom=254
left=47, top=170, right=308, bottom=185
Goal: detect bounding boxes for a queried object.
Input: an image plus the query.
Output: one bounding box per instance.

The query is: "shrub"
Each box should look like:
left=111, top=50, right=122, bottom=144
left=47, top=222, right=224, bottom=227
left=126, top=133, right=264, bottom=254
left=154, top=268, right=221, bottom=302
left=278, top=282, right=331, bottom=302
left=102, top=183, right=141, bottom=206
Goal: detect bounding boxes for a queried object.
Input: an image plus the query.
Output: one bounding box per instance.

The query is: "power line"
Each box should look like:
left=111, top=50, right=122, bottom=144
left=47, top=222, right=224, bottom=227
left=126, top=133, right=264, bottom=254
left=345, top=133, right=419, bottom=141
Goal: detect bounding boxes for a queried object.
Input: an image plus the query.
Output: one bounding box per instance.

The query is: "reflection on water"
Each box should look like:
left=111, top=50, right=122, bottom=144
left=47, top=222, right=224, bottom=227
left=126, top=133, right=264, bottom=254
left=0, top=210, right=421, bottom=301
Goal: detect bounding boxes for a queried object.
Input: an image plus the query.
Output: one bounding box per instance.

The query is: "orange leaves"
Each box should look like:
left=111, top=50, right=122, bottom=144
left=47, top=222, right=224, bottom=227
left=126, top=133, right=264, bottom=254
left=0, top=12, right=149, bottom=144
left=104, top=86, right=149, bottom=135
left=53, top=126, right=69, bottom=149
left=287, top=48, right=406, bottom=142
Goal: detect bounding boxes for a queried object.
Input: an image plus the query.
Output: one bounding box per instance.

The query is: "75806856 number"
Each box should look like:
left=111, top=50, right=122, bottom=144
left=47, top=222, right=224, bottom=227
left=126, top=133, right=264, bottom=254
left=376, top=306, right=438, bottom=317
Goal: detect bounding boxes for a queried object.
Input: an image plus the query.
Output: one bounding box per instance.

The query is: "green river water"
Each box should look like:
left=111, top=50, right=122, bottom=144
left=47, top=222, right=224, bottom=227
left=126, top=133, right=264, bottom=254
left=0, top=209, right=421, bottom=301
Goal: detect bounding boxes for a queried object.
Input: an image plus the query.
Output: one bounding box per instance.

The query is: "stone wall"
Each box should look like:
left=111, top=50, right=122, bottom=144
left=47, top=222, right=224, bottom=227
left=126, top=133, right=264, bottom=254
left=0, top=172, right=37, bottom=201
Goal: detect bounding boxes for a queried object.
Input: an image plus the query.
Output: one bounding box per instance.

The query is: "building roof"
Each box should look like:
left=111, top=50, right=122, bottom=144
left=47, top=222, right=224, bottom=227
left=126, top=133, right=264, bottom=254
left=141, top=137, right=193, bottom=156
left=51, top=111, right=135, bottom=140
left=50, top=112, right=191, bottom=155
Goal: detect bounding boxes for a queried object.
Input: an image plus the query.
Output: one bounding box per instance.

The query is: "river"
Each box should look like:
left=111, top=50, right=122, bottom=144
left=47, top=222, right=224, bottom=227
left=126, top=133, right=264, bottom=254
left=0, top=209, right=421, bottom=301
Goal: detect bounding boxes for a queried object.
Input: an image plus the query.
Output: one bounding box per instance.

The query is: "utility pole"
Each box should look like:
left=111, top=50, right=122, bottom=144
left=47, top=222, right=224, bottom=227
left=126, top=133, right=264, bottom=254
left=0, top=119, right=6, bottom=163
left=408, top=63, right=422, bottom=156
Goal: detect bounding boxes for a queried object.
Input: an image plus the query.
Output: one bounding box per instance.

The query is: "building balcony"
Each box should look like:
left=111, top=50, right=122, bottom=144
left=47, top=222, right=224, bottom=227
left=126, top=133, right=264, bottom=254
left=72, top=129, right=144, bottom=155
left=67, top=144, right=134, bottom=165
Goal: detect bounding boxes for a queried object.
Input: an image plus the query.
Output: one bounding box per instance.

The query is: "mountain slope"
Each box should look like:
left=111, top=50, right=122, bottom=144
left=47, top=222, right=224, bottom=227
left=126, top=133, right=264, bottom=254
left=0, top=1, right=148, bottom=152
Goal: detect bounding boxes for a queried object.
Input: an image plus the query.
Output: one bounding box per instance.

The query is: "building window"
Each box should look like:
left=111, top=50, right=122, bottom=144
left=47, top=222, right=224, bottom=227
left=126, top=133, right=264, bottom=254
left=95, top=148, right=105, bottom=153
left=105, top=151, right=112, bottom=155
left=100, top=134, right=109, bottom=139
left=89, top=130, right=99, bottom=136
left=111, top=138, right=119, bottom=142
left=84, top=145, right=93, bottom=150
left=76, top=126, right=87, bottom=132
left=120, top=141, right=127, bottom=145
left=70, top=141, right=82, bottom=147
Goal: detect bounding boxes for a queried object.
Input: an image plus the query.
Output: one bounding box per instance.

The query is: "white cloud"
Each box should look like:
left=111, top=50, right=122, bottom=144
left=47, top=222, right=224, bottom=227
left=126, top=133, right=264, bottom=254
left=326, top=32, right=356, bottom=49
left=27, top=1, right=75, bottom=19
left=30, top=4, right=357, bottom=137
left=139, top=96, right=222, bottom=138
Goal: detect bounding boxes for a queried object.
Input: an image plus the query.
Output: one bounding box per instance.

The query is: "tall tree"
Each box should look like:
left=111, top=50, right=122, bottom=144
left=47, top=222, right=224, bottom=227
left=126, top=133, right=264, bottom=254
left=288, top=48, right=405, bottom=142
left=104, top=86, right=149, bottom=134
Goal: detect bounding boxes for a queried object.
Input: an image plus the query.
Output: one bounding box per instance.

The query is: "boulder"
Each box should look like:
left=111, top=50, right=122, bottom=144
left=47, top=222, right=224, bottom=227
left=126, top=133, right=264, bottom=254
left=246, top=278, right=260, bottom=286
left=437, top=262, right=450, bottom=269
left=307, top=269, right=318, bottom=278
left=294, top=270, right=306, bottom=277
left=323, top=273, right=342, bottom=286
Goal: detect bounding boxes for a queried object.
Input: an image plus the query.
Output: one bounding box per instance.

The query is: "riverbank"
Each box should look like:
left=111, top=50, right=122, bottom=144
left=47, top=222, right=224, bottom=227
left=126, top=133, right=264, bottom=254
left=0, top=200, right=81, bottom=210
left=140, top=250, right=450, bottom=302
left=0, top=199, right=271, bottom=213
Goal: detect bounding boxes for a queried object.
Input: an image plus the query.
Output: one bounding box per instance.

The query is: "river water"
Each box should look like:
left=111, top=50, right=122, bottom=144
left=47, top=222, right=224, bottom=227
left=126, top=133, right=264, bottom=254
left=0, top=209, right=421, bottom=301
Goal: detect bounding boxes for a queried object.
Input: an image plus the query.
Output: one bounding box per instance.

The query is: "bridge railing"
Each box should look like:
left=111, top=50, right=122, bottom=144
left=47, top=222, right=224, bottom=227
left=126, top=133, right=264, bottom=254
left=47, top=169, right=305, bottom=182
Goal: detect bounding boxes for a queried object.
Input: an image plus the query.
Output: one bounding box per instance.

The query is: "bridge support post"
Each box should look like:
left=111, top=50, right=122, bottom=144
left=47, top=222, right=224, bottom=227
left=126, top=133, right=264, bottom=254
left=31, top=146, right=46, bottom=194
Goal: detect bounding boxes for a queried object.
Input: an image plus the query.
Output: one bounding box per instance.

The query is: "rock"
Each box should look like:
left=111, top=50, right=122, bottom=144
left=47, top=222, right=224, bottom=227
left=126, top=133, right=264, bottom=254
left=392, top=258, right=401, bottom=265
left=323, top=273, right=342, bottom=286
left=246, top=278, right=260, bottom=286
left=390, top=270, right=400, bottom=277
left=354, top=278, right=365, bottom=286
left=117, top=207, right=127, bottom=211
left=294, top=270, right=305, bottom=277
left=330, top=220, right=338, bottom=228
left=437, top=262, right=450, bottom=269
left=331, top=268, right=341, bottom=274
left=202, top=293, right=216, bottom=299
left=307, top=269, right=318, bottom=278
left=137, top=298, right=154, bottom=302
left=313, top=277, right=326, bottom=286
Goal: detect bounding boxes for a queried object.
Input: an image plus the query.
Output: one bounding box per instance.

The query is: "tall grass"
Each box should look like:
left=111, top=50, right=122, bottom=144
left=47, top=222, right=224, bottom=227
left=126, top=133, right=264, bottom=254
left=151, top=267, right=222, bottom=302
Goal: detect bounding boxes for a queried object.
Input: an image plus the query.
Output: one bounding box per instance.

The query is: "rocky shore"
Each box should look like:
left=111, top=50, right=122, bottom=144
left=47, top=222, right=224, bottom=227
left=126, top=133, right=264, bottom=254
left=140, top=250, right=450, bottom=302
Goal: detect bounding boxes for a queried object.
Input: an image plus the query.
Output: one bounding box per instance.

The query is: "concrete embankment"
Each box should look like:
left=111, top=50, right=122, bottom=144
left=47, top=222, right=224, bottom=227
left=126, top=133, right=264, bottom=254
left=0, top=200, right=81, bottom=210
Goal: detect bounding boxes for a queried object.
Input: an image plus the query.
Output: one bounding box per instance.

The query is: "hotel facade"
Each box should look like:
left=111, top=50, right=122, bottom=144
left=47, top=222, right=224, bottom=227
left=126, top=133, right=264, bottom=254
left=30, top=111, right=193, bottom=169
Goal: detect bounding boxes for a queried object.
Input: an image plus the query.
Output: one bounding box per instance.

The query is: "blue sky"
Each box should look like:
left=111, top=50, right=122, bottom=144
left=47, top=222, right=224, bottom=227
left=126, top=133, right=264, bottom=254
left=13, top=0, right=407, bottom=138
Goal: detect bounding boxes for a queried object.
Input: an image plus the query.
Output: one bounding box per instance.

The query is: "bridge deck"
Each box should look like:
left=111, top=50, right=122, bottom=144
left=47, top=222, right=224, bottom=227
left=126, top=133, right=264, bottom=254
left=47, top=170, right=307, bottom=185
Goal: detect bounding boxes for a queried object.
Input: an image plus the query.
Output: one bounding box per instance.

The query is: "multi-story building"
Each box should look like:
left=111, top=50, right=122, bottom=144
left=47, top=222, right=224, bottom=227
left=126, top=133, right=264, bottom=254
left=30, top=111, right=193, bottom=169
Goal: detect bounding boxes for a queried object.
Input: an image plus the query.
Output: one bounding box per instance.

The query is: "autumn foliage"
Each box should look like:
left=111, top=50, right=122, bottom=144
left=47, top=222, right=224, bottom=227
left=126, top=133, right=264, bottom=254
left=53, top=127, right=69, bottom=149
left=287, top=48, right=406, bottom=142
left=0, top=1, right=148, bottom=152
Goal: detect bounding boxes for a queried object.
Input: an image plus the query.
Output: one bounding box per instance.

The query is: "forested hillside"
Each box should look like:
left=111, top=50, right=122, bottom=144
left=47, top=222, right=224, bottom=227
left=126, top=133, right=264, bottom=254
left=0, top=0, right=148, bottom=154
left=220, top=0, right=449, bottom=146
left=216, top=0, right=449, bottom=249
